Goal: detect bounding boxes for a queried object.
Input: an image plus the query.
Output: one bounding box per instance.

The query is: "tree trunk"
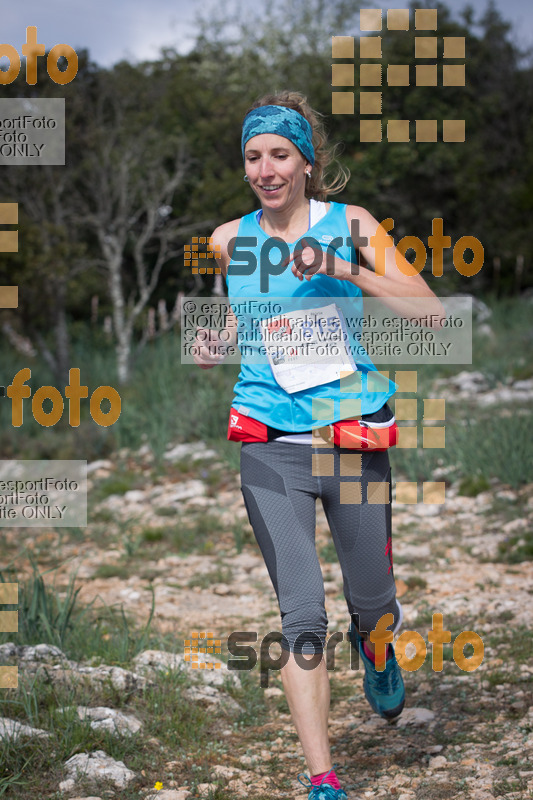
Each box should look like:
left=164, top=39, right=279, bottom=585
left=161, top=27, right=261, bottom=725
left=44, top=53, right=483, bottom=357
left=54, top=283, right=70, bottom=386
left=116, top=337, right=131, bottom=384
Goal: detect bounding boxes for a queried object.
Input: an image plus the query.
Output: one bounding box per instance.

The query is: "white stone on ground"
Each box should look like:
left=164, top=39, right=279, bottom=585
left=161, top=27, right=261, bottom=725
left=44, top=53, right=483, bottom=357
left=0, top=717, right=50, bottom=741
left=58, top=706, right=142, bottom=735
left=396, top=707, right=436, bottom=726
left=60, top=750, right=136, bottom=790
left=133, top=649, right=241, bottom=687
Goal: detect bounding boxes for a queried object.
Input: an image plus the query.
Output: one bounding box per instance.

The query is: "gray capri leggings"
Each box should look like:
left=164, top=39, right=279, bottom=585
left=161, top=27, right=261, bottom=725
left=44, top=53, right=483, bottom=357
left=240, top=440, right=400, bottom=654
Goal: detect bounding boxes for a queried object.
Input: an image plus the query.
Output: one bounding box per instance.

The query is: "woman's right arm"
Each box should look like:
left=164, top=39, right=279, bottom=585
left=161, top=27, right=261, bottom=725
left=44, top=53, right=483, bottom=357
left=193, top=219, right=240, bottom=370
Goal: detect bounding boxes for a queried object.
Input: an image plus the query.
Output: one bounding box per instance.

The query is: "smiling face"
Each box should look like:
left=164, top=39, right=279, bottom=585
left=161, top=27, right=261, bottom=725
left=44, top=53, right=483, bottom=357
left=244, top=133, right=309, bottom=210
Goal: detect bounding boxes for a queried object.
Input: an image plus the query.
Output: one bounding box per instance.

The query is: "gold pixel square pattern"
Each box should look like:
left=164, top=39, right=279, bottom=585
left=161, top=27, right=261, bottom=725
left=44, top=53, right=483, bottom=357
left=332, top=92, right=354, bottom=115
left=0, top=667, right=18, bottom=689
left=396, top=482, right=418, bottom=504
left=184, top=630, right=222, bottom=669
left=0, top=612, right=18, bottom=633
left=387, top=65, right=410, bottom=86
left=332, top=36, right=355, bottom=58
left=360, top=64, right=382, bottom=86
left=367, top=371, right=389, bottom=393
left=0, top=201, right=18, bottom=253
left=0, top=581, right=18, bottom=635
left=395, top=370, right=418, bottom=392
left=312, top=454, right=335, bottom=477
left=0, top=286, right=18, bottom=308
left=443, top=120, right=465, bottom=142
left=309, top=368, right=448, bottom=509
left=367, top=481, right=390, bottom=504
left=391, top=369, right=447, bottom=503
left=339, top=398, right=362, bottom=418
left=312, top=397, right=334, bottom=422
left=443, top=65, right=466, bottom=86
left=416, top=119, right=438, bottom=142
left=423, top=482, right=446, bottom=504
left=423, top=397, right=446, bottom=449
left=340, top=454, right=362, bottom=476
left=423, top=427, right=446, bottom=448
left=340, top=482, right=362, bottom=505
left=312, top=428, right=332, bottom=448
left=387, top=9, right=410, bottom=30
left=332, top=64, right=355, bottom=86
left=340, top=371, right=362, bottom=392
left=443, top=37, right=465, bottom=58
left=387, top=120, right=410, bottom=142
left=340, top=9, right=465, bottom=141
left=0, top=584, right=18, bottom=604
left=185, top=237, right=222, bottom=275
left=397, top=427, right=417, bottom=449
left=416, top=64, right=438, bottom=86
left=360, top=92, right=382, bottom=115
left=360, top=9, right=382, bottom=31
left=415, top=37, right=438, bottom=58
left=360, top=37, right=382, bottom=58
left=395, top=398, right=417, bottom=420
left=424, top=398, right=445, bottom=419
left=415, top=9, right=438, bottom=29
left=0, top=203, right=18, bottom=224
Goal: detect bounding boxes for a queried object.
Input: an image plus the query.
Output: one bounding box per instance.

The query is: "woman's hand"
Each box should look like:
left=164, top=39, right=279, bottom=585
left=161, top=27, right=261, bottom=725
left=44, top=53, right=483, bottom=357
left=284, top=239, right=351, bottom=283
left=193, top=327, right=228, bottom=369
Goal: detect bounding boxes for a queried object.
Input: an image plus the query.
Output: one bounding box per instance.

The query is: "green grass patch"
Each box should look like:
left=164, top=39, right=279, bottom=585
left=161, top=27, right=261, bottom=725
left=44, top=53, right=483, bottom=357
left=225, top=667, right=269, bottom=728
left=155, top=506, right=177, bottom=517
left=170, top=513, right=228, bottom=553
left=0, top=565, right=277, bottom=799
left=136, top=668, right=211, bottom=748
left=0, top=561, right=156, bottom=666
left=89, top=507, right=115, bottom=524
left=458, top=475, right=491, bottom=497
left=141, top=526, right=167, bottom=542
left=497, top=527, right=533, bottom=563
left=485, top=624, right=533, bottom=666
left=0, top=664, right=217, bottom=799
left=390, top=410, right=533, bottom=488
left=232, top=521, right=255, bottom=554
left=188, top=566, right=233, bottom=589
left=405, top=576, right=428, bottom=590
left=93, top=563, right=131, bottom=579
left=91, top=470, right=142, bottom=502
left=112, top=513, right=233, bottom=557
left=320, top=541, right=338, bottom=563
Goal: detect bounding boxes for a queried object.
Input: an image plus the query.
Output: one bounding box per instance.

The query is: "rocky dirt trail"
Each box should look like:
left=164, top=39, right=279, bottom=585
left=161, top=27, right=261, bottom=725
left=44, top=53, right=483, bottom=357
left=3, top=435, right=533, bottom=800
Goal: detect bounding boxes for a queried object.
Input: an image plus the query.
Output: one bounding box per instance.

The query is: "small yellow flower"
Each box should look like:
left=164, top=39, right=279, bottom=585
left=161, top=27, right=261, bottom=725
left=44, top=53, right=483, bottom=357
left=154, top=781, right=163, bottom=790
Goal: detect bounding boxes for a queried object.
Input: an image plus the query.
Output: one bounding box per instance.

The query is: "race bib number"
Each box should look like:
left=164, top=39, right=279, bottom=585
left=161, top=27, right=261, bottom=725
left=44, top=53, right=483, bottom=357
left=259, top=303, right=357, bottom=394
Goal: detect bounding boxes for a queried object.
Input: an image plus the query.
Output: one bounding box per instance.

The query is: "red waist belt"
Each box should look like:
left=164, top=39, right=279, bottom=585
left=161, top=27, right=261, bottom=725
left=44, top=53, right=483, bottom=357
left=333, top=419, right=397, bottom=450
left=228, top=408, right=270, bottom=442
left=227, top=407, right=397, bottom=450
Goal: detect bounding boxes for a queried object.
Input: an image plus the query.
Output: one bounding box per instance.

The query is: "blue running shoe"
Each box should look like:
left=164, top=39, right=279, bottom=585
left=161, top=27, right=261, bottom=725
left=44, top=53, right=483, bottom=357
left=348, top=623, right=405, bottom=720
left=297, top=774, right=348, bottom=799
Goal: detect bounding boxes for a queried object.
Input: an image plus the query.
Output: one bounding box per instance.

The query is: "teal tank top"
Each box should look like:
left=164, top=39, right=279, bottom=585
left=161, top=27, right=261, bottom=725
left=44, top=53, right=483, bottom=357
left=225, top=201, right=396, bottom=431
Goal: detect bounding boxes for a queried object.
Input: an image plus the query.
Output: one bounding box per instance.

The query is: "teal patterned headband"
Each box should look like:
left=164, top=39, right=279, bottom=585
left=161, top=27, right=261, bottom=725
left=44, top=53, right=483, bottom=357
left=241, top=105, right=315, bottom=165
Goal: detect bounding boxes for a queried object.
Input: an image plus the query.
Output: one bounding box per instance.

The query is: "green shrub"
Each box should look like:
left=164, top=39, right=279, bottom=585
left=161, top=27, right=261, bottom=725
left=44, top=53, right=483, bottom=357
left=93, top=563, right=130, bottom=579
left=458, top=475, right=491, bottom=496
left=0, top=561, right=155, bottom=665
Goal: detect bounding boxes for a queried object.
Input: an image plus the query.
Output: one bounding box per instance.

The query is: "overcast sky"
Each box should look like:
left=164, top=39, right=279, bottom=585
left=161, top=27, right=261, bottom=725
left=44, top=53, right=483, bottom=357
left=1, top=0, right=532, bottom=68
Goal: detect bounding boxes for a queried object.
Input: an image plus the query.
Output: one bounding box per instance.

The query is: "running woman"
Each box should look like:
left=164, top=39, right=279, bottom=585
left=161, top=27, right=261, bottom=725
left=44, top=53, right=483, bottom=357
left=194, top=91, right=443, bottom=800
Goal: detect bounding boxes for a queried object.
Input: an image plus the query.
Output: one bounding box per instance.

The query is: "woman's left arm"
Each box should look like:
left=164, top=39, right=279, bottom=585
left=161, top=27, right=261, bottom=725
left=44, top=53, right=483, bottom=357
left=291, top=205, right=446, bottom=326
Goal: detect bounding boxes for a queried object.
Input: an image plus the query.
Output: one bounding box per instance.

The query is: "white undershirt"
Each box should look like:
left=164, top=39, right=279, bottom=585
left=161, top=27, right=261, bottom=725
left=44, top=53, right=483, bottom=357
left=256, top=198, right=328, bottom=229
